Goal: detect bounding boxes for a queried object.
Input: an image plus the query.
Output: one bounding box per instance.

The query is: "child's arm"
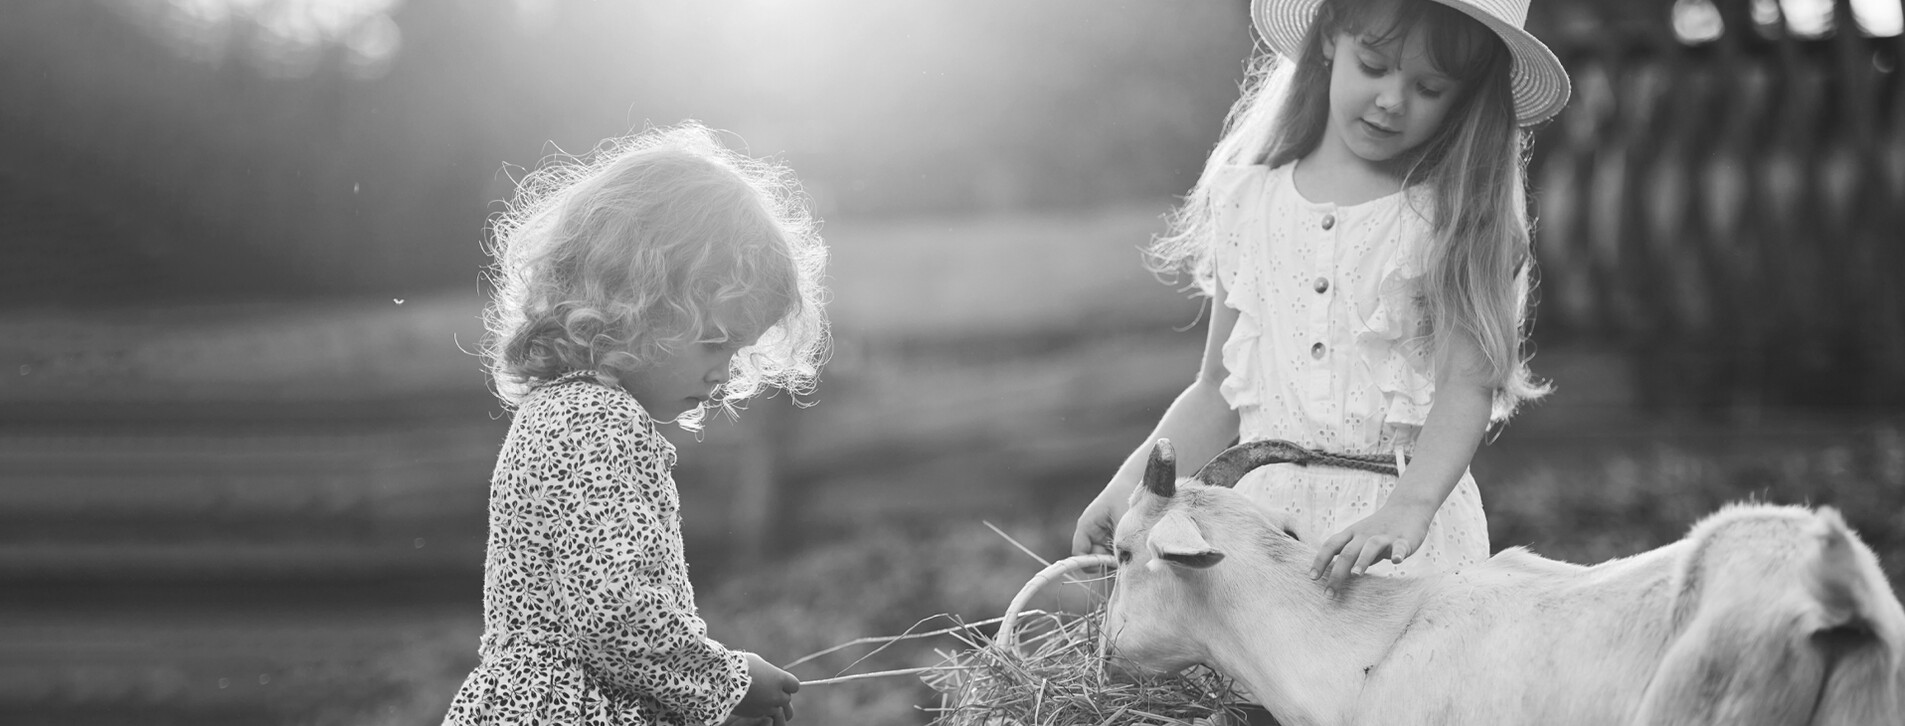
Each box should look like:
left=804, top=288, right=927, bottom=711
left=1308, top=330, right=1492, bottom=591
left=1071, top=278, right=1243, bottom=556
left=547, top=411, right=758, bottom=723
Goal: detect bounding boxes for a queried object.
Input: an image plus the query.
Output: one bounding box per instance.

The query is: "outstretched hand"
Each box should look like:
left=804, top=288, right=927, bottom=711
left=1309, top=501, right=1436, bottom=594
left=1071, top=483, right=1133, bottom=557
left=733, top=652, right=800, bottom=725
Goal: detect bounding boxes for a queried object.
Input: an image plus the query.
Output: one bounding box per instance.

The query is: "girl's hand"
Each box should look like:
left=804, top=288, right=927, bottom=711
left=735, top=653, right=800, bottom=725
left=1309, top=500, right=1436, bottom=594
left=1071, top=476, right=1135, bottom=556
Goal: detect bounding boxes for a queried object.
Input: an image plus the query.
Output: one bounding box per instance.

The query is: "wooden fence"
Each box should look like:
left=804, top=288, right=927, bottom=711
left=1530, top=0, right=1905, bottom=409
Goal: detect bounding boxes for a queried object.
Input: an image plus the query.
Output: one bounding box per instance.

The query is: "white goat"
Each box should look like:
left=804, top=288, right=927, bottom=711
left=1100, top=439, right=1905, bottom=726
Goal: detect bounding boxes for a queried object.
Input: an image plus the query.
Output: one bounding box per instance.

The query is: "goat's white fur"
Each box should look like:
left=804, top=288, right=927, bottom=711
left=1104, top=476, right=1905, bottom=725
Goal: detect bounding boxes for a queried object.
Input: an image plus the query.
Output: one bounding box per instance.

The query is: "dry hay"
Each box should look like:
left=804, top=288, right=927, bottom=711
left=919, top=605, right=1240, bottom=726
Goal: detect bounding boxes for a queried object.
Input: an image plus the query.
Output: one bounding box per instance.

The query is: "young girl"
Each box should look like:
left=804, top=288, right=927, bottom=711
left=1072, top=0, right=1570, bottom=594
left=444, top=122, right=828, bottom=726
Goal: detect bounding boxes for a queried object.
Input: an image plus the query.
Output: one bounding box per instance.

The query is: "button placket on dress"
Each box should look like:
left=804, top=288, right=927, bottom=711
left=1309, top=207, right=1337, bottom=362
left=1305, top=204, right=1339, bottom=422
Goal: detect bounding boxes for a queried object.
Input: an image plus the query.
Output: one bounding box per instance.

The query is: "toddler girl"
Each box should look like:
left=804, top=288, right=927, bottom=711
left=1073, top=0, right=1570, bottom=594
left=444, top=122, right=828, bottom=726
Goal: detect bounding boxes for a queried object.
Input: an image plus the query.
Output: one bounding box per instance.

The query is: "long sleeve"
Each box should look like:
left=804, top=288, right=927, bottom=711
left=542, top=396, right=750, bottom=724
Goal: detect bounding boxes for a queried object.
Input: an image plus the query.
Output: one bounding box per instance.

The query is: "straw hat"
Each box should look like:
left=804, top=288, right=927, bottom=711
left=1252, top=0, right=1571, bottom=126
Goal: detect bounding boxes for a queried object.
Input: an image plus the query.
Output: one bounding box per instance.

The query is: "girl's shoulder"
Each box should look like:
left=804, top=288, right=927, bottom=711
left=1200, top=162, right=1282, bottom=214
left=1208, top=161, right=1279, bottom=191
left=1398, top=180, right=1437, bottom=225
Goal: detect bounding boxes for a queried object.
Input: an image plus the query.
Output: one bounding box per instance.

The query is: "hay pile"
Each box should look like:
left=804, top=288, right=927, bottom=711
left=919, top=606, right=1240, bottom=726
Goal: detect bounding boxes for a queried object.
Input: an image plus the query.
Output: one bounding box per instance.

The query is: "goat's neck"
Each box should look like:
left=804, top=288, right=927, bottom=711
left=1200, top=569, right=1420, bottom=726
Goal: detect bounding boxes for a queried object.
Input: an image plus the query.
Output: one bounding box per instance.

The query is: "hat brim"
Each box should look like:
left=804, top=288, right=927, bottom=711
left=1252, top=0, right=1571, bottom=126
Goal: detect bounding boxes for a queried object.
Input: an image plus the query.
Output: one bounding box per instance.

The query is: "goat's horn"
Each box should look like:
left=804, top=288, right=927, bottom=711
left=1143, top=438, right=1177, bottom=498
left=1191, top=439, right=1311, bottom=488
left=997, top=554, right=1117, bottom=651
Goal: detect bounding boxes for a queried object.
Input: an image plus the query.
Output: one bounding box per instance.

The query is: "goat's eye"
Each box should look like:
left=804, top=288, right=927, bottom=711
left=1116, top=547, right=1132, bottom=565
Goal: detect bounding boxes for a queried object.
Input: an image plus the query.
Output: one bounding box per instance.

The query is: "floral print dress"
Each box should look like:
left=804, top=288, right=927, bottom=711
left=443, top=372, right=749, bottom=725
left=1209, top=162, right=1489, bottom=576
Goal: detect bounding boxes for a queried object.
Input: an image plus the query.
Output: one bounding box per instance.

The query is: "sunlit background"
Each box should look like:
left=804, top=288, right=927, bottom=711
left=2, top=1, right=1902, bottom=724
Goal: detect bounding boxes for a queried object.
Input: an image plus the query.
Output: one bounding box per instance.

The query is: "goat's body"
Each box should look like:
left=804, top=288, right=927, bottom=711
left=1109, top=465, right=1905, bottom=726
left=1345, top=545, right=1685, bottom=724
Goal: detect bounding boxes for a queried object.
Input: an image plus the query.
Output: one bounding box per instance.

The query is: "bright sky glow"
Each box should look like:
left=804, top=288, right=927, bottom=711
left=1677, top=0, right=1902, bottom=42
left=1782, top=0, right=1903, bottom=37
left=118, top=0, right=406, bottom=79
left=125, top=0, right=1901, bottom=78
left=1784, top=0, right=1837, bottom=37
left=1849, top=0, right=1905, bottom=35
left=1674, top=0, right=1727, bottom=43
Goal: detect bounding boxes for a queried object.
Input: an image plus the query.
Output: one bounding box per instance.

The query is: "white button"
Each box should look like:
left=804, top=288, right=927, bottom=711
left=1311, top=342, right=1326, bottom=359
left=1313, top=277, right=1329, bottom=294
left=1321, top=214, right=1336, bottom=230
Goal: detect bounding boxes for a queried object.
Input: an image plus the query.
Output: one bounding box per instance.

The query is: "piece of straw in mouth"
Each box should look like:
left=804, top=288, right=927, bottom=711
left=920, top=607, right=1240, bottom=726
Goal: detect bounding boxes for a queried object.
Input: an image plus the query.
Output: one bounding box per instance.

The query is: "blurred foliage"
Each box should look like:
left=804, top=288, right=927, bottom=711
left=1, top=0, right=1254, bottom=304
left=1485, top=419, right=1905, bottom=583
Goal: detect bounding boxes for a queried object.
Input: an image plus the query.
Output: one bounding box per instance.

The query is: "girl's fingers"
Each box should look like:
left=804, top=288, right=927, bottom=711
left=1071, top=515, right=1111, bottom=557
left=1310, top=531, right=1353, bottom=579
left=1327, top=538, right=1362, bottom=592
left=1351, top=537, right=1388, bottom=576
left=1391, top=540, right=1411, bottom=564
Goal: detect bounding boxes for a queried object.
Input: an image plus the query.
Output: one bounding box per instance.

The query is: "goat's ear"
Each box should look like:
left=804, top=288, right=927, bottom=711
left=1147, top=510, right=1225, bottom=570
left=1143, top=439, right=1177, bottom=499
left=1808, top=507, right=1870, bottom=628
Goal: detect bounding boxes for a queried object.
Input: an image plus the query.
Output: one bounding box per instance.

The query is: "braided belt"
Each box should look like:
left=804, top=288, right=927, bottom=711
left=1279, top=441, right=1406, bottom=477
left=1212, top=438, right=1406, bottom=478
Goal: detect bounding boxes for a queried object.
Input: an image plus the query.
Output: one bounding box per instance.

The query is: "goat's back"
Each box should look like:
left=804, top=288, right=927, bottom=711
left=1355, top=540, right=1688, bottom=723
left=1357, top=504, right=1904, bottom=725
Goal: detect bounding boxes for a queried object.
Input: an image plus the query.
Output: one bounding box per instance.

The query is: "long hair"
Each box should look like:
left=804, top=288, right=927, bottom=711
left=481, top=122, right=829, bottom=430
left=1151, top=0, right=1547, bottom=419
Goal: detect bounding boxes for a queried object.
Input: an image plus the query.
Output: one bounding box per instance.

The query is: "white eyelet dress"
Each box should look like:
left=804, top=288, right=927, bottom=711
left=1210, top=163, right=1488, bottom=576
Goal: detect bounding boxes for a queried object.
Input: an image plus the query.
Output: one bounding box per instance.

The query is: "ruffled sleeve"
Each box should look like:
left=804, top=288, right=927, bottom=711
left=544, top=391, right=750, bottom=723
left=1353, top=199, right=1438, bottom=427
left=1208, top=164, right=1273, bottom=415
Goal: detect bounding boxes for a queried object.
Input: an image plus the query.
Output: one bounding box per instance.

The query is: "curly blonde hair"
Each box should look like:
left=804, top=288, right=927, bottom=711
left=481, top=122, right=829, bottom=429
